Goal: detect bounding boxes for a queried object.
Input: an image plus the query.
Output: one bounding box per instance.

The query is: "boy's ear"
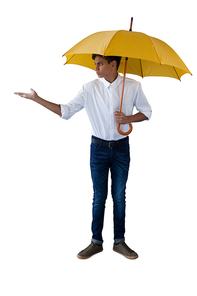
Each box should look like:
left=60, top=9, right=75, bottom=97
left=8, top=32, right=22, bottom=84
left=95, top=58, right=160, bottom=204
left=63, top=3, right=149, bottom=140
left=111, top=60, right=117, bottom=69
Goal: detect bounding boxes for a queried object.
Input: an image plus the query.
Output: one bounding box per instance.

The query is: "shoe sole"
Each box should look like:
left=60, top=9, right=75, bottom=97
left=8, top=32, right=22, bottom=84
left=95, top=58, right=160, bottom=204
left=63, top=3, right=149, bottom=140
left=77, top=249, right=103, bottom=259
left=113, top=248, right=138, bottom=259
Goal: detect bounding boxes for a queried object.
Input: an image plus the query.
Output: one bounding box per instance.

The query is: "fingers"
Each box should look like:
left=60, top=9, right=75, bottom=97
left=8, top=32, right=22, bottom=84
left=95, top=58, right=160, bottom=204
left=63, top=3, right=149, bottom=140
left=30, top=88, right=36, bottom=94
left=115, top=113, right=122, bottom=123
left=115, top=111, right=123, bottom=118
left=14, top=92, right=27, bottom=97
left=14, top=89, right=36, bottom=99
left=115, top=111, right=126, bottom=124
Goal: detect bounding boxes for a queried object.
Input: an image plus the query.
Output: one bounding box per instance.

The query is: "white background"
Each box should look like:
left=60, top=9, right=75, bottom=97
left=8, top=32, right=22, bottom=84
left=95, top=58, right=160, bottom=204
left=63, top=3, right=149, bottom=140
left=1, top=0, right=196, bottom=295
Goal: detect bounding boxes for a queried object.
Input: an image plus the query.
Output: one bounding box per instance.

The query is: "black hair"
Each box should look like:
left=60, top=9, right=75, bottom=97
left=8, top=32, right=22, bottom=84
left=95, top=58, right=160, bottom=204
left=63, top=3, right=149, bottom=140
left=92, top=54, right=121, bottom=70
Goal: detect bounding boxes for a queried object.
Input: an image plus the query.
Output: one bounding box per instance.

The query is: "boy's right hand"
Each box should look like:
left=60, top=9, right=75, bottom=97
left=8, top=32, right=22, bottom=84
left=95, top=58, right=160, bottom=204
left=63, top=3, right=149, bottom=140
left=14, top=88, right=62, bottom=116
left=14, top=88, right=38, bottom=101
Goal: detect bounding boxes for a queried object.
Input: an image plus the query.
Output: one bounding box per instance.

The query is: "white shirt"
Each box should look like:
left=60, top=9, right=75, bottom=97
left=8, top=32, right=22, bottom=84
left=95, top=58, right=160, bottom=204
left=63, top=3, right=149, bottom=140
left=60, top=74, right=152, bottom=141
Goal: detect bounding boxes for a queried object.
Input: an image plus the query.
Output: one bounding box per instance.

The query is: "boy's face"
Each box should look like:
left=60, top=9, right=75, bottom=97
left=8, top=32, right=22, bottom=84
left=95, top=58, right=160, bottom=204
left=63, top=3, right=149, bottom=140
left=94, top=56, right=117, bottom=82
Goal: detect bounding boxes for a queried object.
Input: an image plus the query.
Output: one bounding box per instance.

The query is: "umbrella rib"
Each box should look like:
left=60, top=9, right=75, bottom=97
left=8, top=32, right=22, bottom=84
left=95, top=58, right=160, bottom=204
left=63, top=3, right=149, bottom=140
left=173, top=66, right=181, bottom=81
left=103, top=31, right=119, bottom=56
left=148, top=37, right=161, bottom=64
left=63, top=53, right=75, bottom=65
left=140, top=59, right=143, bottom=78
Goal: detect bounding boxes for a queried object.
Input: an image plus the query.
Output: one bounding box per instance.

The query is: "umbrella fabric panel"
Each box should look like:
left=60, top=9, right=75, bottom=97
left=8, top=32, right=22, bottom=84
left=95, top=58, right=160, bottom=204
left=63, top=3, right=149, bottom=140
left=65, top=54, right=95, bottom=70
left=104, top=31, right=160, bottom=63
left=125, top=59, right=188, bottom=80
left=149, top=36, right=191, bottom=72
left=63, top=31, right=118, bottom=56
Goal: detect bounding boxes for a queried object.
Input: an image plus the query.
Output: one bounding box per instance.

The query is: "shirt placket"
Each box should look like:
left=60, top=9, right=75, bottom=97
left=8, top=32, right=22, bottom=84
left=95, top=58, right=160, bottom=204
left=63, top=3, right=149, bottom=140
left=108, top=86, right=115, bottom=140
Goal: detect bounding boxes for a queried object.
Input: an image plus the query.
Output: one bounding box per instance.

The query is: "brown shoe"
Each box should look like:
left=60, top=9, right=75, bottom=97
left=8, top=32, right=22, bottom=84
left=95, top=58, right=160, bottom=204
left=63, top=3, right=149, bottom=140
left=113, top=242, right=138, bottom=259
left=77, top=242, right=103, bottom=259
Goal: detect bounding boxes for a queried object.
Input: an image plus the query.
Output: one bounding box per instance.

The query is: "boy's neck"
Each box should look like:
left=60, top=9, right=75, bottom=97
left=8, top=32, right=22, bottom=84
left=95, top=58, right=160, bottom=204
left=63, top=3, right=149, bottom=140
left=104, top=73, right=118, bottom=84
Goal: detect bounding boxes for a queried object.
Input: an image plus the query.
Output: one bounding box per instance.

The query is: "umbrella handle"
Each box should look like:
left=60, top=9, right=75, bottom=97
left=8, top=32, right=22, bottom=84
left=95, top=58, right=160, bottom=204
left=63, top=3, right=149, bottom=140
left=117, top=123, right=133, bottom=135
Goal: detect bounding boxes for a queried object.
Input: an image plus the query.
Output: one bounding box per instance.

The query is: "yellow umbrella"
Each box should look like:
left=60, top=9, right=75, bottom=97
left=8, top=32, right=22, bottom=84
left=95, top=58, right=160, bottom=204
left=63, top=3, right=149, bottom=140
left=63, top=18, right=191, bottom=135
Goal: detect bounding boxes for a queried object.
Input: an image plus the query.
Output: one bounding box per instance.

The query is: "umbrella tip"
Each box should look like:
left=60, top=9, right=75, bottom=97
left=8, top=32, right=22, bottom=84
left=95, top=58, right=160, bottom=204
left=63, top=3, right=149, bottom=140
left=130, top=17, right=133, bottom=31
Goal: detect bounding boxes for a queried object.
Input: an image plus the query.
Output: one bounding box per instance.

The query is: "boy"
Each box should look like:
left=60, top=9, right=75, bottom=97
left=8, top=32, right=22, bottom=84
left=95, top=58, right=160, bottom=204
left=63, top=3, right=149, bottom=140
left=15, top=54, right=152, bottom=259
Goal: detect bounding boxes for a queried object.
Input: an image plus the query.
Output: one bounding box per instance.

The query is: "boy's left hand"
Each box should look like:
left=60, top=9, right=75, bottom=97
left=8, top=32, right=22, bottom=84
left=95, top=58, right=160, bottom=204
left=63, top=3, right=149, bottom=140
left=115, top=111, right=128, bottom=124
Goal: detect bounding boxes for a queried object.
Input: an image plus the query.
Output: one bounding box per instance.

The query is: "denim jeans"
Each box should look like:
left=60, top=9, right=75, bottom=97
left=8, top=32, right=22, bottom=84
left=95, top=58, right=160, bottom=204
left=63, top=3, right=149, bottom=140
left=90, top=136, right=130, bottom=245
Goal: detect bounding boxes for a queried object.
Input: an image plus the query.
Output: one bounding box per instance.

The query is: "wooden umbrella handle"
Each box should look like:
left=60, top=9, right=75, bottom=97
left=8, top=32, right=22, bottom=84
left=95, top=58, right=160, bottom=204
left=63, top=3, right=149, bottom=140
left=117, top=123, right=133, bottom=135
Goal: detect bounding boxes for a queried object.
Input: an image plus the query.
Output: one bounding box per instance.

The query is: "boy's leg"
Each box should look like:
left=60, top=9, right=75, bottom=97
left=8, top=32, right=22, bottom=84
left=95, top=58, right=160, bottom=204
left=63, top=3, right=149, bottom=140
left=90, top=142, right=110, bottom=245
left=110, top=144, right=130, bottom=244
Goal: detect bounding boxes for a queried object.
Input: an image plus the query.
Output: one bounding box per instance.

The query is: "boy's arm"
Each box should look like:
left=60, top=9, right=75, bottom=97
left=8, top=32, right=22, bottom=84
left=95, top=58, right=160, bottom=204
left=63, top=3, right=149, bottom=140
left=115, top=111, right=147, bottom=124
left=14, top=88, right=62, bottom=117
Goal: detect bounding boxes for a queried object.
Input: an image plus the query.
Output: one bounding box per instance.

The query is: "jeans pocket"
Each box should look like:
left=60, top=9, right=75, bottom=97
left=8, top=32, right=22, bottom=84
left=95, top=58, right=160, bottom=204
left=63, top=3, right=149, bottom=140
left=91, top=142, right=101, bottom=150
left=120, top=144, right=130, bottom=152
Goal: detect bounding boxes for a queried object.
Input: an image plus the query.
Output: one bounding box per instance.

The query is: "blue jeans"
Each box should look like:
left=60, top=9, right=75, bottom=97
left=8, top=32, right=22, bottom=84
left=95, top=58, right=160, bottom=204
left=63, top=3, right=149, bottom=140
left=90, top=136, right=130, bottom=245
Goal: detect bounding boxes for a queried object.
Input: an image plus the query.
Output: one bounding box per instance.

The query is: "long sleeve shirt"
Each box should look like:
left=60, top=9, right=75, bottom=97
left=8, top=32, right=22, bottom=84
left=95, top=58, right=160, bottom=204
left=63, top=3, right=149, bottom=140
left=60, top=74, right=152, bottom=141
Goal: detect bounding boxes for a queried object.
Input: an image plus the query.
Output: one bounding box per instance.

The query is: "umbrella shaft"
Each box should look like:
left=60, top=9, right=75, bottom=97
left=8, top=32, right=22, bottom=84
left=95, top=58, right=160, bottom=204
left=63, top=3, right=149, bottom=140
left=119, top=58, right=128, bottom=112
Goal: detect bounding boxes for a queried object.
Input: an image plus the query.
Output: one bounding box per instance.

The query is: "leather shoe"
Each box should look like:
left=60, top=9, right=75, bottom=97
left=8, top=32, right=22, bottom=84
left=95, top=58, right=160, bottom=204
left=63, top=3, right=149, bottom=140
left=113, top=242, right=138, bottom=259
left=77, top=242, right=103, bottom=259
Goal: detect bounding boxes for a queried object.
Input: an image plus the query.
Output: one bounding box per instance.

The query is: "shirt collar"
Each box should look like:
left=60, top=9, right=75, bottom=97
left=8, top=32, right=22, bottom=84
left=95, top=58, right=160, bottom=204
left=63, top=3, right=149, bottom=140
left=101, top=74, right=122, bottom=89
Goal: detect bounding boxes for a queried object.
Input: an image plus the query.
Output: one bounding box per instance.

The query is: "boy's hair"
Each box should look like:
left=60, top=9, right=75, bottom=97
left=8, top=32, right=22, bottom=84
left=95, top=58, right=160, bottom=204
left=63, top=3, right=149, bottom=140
left=92, top=54, right=121, bottom=71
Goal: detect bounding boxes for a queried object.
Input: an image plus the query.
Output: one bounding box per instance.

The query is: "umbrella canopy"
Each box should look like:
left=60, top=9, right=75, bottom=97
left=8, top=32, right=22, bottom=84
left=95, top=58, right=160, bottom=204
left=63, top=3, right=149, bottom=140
left=63, top=30, right=191, bottom=80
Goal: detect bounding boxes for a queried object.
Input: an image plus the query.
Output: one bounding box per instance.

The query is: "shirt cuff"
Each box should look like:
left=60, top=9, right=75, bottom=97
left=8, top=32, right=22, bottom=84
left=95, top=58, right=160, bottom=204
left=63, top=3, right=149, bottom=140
left=141, top=110, right=152, bottom=120
left=60, top=104, right=68, bottom=119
